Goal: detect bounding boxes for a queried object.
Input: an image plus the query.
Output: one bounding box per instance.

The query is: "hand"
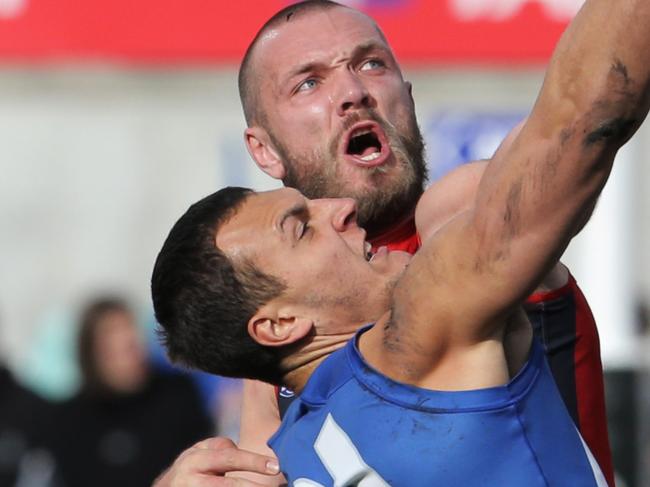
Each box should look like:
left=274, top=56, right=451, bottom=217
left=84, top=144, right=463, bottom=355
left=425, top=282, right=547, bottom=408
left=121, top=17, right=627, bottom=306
left=152, top=437, right=281, bottom=487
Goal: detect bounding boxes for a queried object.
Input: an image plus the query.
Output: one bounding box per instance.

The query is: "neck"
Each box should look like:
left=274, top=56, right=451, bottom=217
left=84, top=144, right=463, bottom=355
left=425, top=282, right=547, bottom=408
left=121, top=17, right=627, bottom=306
left=281, top=331, right=355, bottom=394
left=356, top=312, right=391, bottom=370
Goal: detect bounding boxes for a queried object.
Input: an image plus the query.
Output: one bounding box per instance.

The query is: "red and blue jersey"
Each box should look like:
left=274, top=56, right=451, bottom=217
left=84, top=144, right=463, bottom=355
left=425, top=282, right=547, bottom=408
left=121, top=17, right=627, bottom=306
left=525, top=278, right=614, bottom=486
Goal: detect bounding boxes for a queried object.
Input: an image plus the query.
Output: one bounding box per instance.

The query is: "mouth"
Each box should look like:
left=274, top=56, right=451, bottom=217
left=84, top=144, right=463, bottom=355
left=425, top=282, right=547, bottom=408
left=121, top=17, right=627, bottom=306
left=363, top=241, right=388, bottom=263
left=343, top=122, right=390, bottom=168
left=364, top=241, right=374, bottom=261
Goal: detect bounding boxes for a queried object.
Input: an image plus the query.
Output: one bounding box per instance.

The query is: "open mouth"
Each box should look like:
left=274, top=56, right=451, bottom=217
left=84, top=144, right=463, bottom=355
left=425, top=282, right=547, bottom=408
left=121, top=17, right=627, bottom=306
left=344, top=122, right=389, bottom=167
left=364, top=241, right=375, bottom=262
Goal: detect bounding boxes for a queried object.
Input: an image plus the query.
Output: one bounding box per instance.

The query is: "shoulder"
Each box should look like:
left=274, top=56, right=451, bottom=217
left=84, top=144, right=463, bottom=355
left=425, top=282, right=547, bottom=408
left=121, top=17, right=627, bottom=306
left=415, top=161, right=487, bottom=243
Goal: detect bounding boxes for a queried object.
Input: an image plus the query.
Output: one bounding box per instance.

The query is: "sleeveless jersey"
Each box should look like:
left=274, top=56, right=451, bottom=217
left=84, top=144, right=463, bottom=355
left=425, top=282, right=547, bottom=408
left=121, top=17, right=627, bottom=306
left=276, top=216, right=614, bottom=486
left=525, top=276, right=614, bottom=487
left=270, top=326, right=607, bottom=487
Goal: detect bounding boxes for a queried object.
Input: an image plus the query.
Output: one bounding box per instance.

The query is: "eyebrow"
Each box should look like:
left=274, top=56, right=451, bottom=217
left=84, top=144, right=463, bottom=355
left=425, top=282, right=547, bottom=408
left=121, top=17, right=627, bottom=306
left=283, top=41, right=390, bottom=85
left=352, top=41, right=390, bottom=61
left=278, top=203, right=309, bottom=233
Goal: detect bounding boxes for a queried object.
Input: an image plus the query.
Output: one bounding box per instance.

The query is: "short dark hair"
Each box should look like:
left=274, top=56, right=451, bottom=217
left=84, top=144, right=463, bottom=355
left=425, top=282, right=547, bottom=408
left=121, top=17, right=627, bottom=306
left=151, top=187, right=287, bottom=384
left=238, top=0, right=345, bottom=126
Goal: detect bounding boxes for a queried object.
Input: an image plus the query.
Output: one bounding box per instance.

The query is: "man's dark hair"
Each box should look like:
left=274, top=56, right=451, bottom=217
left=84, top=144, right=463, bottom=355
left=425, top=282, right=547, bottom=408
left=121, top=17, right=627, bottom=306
left=238, top=0, right=345, bottom=126
left=151, top=187, right=287, bottom=384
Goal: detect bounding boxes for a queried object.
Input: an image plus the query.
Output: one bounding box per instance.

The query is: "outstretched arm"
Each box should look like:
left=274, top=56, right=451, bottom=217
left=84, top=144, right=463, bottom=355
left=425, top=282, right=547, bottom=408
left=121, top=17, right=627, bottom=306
left=416, top=151, right=567, bottom=293
left=374, top=0, right=650, bottom=390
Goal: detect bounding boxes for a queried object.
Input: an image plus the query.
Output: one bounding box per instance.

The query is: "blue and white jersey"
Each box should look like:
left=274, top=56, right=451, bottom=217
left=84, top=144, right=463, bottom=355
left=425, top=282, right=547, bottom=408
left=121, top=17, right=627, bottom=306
left=269, top=326, right=606, bottom=487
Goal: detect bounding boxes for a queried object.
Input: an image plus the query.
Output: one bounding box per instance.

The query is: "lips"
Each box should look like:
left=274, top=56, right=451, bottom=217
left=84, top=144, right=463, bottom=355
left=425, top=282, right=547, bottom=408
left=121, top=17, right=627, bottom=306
left=363, top=241, right=390, bottom=263
left=370, top=245, right=388, bottom=262
left=342, top=121, right=391, bottom=168
left=364, top=241, right=373, bottom=261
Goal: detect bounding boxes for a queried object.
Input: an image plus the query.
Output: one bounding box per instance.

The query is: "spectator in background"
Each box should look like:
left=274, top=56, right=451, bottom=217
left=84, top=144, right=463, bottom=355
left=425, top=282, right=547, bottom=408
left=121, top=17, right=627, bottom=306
left=45, top=297, right=212, bottom=487
left=0, top=361, right=56, bottom=487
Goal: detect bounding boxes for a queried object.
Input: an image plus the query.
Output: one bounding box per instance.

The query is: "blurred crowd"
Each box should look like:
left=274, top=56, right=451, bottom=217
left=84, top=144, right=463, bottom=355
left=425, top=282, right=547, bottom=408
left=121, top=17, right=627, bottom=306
left=3, top=295, right=649, bottom=486
left=0, top=297, right=214, bottom=487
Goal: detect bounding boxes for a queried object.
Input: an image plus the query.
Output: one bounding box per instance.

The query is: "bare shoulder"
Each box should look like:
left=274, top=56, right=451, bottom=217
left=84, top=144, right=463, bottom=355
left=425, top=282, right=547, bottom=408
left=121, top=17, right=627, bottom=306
left=415, top=161, right=486, bottom=243
left=414, top=119, right=526, bottom=243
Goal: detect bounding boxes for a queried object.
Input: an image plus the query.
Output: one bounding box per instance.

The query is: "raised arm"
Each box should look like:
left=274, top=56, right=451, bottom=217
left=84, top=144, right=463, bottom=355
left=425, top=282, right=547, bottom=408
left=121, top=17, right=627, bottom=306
left=377, top=0, right=650, bottom=389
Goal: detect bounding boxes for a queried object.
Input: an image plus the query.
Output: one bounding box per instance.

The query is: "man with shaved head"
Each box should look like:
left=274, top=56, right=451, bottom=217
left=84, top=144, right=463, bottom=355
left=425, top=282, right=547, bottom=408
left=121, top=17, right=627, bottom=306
left=238, top=0, right=426, bottom=241
left=152, top=1, right=618, bottom=485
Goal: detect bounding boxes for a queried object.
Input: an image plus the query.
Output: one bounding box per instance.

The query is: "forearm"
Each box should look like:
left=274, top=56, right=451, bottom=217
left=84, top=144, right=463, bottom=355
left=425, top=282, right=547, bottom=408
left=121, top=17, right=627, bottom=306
left=486, top=0, right=650, bottom=209
left=389, top=0, right=650, bottom=364
left=238, top=380, right=281, bottom=455
left=529, top=0, right=650, bottom=164
left=232, top=380, right=283, bottom=484
left=541, top=0, right=650, bottom=127
left=471, top=0, right=650, bottom=308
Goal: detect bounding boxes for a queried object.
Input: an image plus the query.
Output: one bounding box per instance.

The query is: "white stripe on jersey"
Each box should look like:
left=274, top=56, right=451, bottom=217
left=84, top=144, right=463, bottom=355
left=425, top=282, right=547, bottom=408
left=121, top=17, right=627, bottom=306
left=576, top=427, right=609, bottom=487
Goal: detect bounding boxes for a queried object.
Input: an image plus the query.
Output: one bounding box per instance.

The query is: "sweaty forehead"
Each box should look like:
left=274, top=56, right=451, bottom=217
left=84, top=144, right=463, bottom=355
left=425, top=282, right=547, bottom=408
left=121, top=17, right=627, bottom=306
left=251, top=7, right=386, bottom=84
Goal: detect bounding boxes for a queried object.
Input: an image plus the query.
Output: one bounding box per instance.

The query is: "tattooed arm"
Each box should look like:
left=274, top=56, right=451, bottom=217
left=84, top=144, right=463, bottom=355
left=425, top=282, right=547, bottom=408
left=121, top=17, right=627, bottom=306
left=363, top=0, right=650, bottom=391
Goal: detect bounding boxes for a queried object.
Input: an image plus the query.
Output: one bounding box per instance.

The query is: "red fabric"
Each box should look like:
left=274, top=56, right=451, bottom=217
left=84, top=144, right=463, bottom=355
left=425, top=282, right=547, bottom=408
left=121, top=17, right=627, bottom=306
left=526, top=279, right=573, bottom=304
left=375, top=220, right=614, bottom=485
left=569, top=277, right=615, bottom=487
left=526, top=276, right=614, bottom=486
left=369, top=216, right=421, bottom=254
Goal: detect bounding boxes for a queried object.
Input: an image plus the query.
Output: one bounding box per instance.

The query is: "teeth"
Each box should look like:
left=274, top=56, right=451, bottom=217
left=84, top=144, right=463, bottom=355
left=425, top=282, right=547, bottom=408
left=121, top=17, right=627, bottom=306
left=352, top=128, right=372, bottom=137
left=360, top=152, right=380, bottom=162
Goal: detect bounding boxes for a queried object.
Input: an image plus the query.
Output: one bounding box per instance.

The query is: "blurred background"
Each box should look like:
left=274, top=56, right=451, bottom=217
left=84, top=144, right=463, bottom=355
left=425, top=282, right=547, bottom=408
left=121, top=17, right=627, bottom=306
left=1, top=0, right=649, bottom=486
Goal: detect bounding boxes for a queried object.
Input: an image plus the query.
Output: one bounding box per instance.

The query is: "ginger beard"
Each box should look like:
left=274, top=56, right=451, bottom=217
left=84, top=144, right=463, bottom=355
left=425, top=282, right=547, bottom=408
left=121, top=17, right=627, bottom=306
left=270, top=109, right=428, bottom=237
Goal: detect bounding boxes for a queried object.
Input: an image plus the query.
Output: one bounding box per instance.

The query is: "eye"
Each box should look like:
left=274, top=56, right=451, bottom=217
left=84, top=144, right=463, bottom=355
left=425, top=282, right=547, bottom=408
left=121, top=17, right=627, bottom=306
left=298, top=222, right=310, bottom=240
left=360, top=59, right=385, bottom=72
left=296, top=78, right=318, bottom=92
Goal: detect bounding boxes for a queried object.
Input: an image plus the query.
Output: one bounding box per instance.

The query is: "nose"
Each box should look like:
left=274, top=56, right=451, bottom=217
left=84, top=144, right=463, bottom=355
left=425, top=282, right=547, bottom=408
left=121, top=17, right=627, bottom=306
left=335, top=70, right=373, bottom=117
left=316, top=198, right=358, bottom=232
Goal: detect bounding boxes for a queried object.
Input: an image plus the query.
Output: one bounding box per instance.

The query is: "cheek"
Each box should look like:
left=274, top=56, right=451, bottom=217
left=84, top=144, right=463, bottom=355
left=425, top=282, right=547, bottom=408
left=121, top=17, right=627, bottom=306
left=376, top=81, right=413, bottom=117
left=275, top=108, right=328, bottom=146
left=283, top=95, right=331, bottom=123
left=303, top=249, right=356, bottom=283
left=308, top=100, right=329, bottom=117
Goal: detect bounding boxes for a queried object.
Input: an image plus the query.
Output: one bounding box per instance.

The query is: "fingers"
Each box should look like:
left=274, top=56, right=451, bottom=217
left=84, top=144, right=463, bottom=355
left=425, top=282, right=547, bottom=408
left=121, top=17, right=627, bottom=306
left=188, top=445, right=280, bottom=476
left=191, top=475, right=273, bottom=487
left=154, top=436, right=281, bottom=487
left=194, top=437, right=237, bottom=450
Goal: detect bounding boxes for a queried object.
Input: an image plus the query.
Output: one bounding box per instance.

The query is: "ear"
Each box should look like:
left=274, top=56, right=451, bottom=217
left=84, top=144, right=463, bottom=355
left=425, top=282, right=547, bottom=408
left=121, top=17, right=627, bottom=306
left=247, top=306, right=314, bottom=348
left=244, top=126, right=286, bottom=180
